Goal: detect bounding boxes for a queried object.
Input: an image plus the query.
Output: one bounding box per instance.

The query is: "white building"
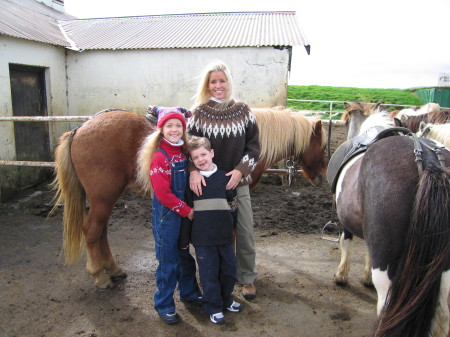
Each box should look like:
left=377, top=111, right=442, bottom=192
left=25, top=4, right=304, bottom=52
left=0, top=0, right=310, bottom=201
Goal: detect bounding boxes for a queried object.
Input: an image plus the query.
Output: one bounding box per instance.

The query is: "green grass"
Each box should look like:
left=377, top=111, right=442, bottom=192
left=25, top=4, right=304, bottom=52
left=287, top=85, right=423, bottom=112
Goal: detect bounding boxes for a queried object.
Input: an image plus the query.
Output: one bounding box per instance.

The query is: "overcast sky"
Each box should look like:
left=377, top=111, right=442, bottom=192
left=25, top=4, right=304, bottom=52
left=64, top=0, right=450, bottom=89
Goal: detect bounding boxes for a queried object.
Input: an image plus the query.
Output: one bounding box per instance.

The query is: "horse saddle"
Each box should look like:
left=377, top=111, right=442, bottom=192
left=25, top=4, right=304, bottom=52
left=327, top=127, right=412, bottom=193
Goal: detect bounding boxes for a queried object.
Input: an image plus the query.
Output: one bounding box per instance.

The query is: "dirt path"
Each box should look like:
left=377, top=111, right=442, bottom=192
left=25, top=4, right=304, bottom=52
left=0, top=123, right=381, bottom=337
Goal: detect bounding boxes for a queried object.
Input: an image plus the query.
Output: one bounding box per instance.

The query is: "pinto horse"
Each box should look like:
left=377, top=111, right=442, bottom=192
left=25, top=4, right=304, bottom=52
left=52, top=108, right=327, bottom=289
left=331, top=102, right=450, bottom=336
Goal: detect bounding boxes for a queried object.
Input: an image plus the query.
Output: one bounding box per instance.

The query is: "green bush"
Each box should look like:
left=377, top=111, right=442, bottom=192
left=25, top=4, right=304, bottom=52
left=287, top=85, right=423, bottom=112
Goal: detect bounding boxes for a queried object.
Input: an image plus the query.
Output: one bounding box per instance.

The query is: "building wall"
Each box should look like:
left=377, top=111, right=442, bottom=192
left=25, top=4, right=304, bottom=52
left=1, top=41, right=291, bottom=200
left=66, top=46, right=290, bottom=115
left=0, top=36, right=68, bottom=201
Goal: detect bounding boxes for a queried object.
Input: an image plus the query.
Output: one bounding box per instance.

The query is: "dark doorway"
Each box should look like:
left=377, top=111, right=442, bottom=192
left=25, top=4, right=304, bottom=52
left=9, top=64, right=51, bottom=161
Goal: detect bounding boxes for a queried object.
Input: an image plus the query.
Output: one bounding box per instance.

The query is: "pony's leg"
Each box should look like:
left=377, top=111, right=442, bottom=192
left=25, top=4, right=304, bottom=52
left=372, top=268, right=391, bottom=316
left=99, top=224, right=127, bottom=280
left=430, top=270, right=450, bottom=337
left=361, top=253, right=373, bottom=287
left=84, top=203, right=115, bottom=289
left=334, top=232, right=352, bottom=285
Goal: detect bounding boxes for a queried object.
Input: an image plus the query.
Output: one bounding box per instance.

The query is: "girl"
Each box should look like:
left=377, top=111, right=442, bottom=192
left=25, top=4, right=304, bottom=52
left=188, top=61, right=261, bottom=300
left=147, top=106, right=202, bottom=324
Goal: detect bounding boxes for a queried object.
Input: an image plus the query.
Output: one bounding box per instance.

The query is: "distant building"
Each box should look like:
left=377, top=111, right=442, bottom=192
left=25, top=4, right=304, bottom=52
left=0, top=0, right=310, bottom=201
left=438, top=73, right=450, bottom=87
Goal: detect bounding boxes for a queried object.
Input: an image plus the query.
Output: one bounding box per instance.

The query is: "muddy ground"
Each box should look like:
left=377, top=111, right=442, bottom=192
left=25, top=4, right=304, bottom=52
left=0, top=123, right=380, bottom=337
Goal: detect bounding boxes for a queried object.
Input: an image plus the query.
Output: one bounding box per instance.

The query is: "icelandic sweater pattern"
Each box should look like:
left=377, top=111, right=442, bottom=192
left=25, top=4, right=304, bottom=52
left=187, top=99, right=260, bottom=185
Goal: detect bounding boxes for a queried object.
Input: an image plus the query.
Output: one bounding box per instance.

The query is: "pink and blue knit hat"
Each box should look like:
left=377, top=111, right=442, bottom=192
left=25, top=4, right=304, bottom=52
left=149, top=106, right=192, bottom=130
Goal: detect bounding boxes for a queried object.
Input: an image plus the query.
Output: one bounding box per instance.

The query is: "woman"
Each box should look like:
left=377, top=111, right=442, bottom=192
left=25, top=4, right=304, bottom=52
left=187, top=60, right=260, bottom=299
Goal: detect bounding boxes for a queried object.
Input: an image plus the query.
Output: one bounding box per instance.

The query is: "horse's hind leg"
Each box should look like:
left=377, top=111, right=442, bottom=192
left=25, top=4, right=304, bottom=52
left=361, top=253, right=373, bottom=287
left=334, top=231, right=352, bottom=285
left=99, top=224, right=127, bottom=281
left=84, top=201, right=116, bottom=289
left=430, top=270, right=450, bottom=337
left=372, top=268, right=391, bottom=316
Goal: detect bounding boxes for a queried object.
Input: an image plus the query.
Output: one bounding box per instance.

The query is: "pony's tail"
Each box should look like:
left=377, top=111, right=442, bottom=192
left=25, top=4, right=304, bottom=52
left=50, top=130, right=86, bottom=265
left=374, top=165, right=450, bottom=337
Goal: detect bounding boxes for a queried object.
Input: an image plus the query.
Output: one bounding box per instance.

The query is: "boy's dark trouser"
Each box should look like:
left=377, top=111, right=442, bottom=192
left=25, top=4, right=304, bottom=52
left=195, top=244, right=237, bottom=315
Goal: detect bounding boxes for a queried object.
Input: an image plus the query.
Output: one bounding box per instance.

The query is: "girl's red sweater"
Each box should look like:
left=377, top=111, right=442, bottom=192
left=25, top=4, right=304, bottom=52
left=149, top=139, right=192, bottom=217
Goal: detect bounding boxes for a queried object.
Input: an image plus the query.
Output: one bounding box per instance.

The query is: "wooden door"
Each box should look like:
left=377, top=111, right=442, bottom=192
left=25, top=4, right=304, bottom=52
left=9, top=65, right=51, bottom=161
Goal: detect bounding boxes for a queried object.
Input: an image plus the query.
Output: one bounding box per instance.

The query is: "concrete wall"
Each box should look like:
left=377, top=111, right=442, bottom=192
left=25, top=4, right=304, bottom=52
left=66, top=46, right=290, bottom=115
left=0, top=36, right=68, bottom=201
left=1, top=41, right=291, bottom=201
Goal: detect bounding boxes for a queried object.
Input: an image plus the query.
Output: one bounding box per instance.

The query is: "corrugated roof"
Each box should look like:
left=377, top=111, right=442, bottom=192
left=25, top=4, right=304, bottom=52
left=59, top=12, right=310, bottom=52
left=0, top=2, right=310, bottom=53
left=0, top=0, right=75, bottom=47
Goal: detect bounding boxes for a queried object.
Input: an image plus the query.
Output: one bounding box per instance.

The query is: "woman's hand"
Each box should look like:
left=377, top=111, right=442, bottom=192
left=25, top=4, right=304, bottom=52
left=189, top=170, right=206, bottom=196
left=225, top=169, right=243, bottom=190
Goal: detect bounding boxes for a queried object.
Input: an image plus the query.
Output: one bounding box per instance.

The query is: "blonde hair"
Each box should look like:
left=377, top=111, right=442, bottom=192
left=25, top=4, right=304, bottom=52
left=191, top=60, right=234, bottom=110
left=136, top=128, right=188, bottom=194
left=187, top=136, right=212, bottom=152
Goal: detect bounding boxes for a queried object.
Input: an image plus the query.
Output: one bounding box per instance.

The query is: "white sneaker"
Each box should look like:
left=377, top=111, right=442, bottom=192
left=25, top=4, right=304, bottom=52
left=226, top=300, right=242, bottom=313
left=210, top=312, right=225, bottom=324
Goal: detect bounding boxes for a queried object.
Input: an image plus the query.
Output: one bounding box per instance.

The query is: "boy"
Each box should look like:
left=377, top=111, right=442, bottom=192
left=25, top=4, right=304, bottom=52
left=180, top=136, right=242, bottom=324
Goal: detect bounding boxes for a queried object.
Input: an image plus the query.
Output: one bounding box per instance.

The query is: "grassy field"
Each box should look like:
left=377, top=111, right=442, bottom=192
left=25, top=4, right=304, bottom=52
left=287, top=85, right=423, bottom=116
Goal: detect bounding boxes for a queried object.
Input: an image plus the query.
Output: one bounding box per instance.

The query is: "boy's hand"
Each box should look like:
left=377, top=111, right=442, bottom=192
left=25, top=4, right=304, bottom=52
left=187, top=209, right=194, bottom=221
left=189, top=170, right=206, bottom=196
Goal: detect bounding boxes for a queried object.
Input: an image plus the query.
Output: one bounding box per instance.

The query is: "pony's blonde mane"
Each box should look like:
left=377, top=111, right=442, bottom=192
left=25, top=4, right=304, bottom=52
left=341, top=102, right=379, bottom=122
left=252, top=107, right=317, bottom=169
left=418, top=123, right=450, bottom=149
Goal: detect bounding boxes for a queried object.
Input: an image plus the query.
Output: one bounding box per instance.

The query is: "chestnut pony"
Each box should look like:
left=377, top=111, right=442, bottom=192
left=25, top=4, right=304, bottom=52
left=333, top=102, right=450, bottom=337
left=52, top=108, right=326, bottom=289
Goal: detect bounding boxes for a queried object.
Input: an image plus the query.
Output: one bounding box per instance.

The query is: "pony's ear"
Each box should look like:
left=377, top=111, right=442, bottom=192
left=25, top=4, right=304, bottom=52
left=400, top=114, right=408, bottom=123
left=419, top=121, right=427, bottom=131
left=393, top=118, right=402, bottom=127
left=313, top=120, right=322, bottom=134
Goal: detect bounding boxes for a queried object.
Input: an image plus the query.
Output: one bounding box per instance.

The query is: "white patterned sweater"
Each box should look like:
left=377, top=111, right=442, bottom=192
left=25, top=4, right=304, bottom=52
left=187, top=99, right=260, bottom=185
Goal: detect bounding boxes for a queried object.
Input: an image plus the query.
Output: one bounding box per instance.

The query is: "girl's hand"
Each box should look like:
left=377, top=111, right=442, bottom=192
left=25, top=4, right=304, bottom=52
left=189, top=170, right=206, bottom=196
left=225, top=169, right=243, bottom=190
left=187, top=209, right=194, bottom=221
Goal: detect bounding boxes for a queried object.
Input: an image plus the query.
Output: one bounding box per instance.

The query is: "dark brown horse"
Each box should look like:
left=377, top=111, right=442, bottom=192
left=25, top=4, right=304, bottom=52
left=332, top=103, right=450, bottom=336
left=52, top=108, right=327, bottom=289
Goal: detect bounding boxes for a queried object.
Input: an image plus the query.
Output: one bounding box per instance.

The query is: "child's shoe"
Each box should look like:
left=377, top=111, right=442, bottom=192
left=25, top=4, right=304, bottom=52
left=158, top=312, right=179, bottom=324
left=181, top=295, right=203, bottom=307
left=210, top=312, right=225, bottom=324
left=225, top=300, right=243, bottom=313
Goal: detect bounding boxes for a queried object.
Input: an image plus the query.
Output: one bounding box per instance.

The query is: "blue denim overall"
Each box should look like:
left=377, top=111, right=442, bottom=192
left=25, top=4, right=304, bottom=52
left=151, top=147, right=200, bottom=315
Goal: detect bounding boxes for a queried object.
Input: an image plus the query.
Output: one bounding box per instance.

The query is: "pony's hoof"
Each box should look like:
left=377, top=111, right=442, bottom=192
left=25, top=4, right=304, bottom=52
left=98, top=283, right=115, bottom=291
left=362, top=280, right=374, bottom=288
left=334, top=276, right=348, bottom=286
left=110, top=270, right=128, bottom=282
left=95, top=276, right=115, bottom=290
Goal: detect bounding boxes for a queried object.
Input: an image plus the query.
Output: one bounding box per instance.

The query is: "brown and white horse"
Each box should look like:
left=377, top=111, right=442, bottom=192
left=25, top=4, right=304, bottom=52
left=332, top=102, right=450, bottom=337
left=52, top=108, right=327, bottom=289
